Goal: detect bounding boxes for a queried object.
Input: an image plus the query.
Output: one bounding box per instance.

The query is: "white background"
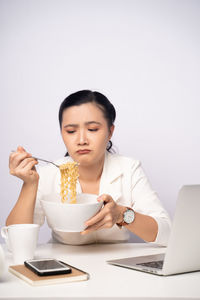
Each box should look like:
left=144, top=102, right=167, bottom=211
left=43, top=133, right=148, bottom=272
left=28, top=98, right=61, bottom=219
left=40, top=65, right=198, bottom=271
left=1, top=0, right=199, bottom=243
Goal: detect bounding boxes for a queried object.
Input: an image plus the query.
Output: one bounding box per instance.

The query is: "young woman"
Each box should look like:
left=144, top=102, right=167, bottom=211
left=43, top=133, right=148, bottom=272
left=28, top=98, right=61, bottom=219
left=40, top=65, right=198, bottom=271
left=7, top=90, right=171, bottom=245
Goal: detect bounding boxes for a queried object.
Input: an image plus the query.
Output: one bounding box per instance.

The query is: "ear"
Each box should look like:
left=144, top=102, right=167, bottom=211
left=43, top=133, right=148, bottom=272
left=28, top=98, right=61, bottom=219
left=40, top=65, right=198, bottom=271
left=108, top=125, right=115, bottom=140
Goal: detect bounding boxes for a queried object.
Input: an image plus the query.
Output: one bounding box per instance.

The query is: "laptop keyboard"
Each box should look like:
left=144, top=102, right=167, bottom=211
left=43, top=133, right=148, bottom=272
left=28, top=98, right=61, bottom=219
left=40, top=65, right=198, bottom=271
left=136, top=260, right=164, bottom=269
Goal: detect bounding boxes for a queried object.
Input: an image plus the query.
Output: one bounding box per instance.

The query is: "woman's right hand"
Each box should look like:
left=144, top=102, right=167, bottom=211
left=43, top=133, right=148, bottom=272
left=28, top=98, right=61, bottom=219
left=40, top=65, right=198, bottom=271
left=9, top=146, right=39, bottom=184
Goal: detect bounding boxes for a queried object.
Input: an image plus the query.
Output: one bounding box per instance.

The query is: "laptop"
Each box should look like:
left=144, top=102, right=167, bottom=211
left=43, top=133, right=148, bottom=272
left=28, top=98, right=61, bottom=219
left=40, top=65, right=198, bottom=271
left=107, top=185, right=200, bottom=276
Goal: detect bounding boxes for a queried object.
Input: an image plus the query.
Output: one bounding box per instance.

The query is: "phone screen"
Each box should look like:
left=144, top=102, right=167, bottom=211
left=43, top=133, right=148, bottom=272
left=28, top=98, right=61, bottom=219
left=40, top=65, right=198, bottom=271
left=24, top=259, right=72, bottom=276
left=29, top=259, right=68, bottom=270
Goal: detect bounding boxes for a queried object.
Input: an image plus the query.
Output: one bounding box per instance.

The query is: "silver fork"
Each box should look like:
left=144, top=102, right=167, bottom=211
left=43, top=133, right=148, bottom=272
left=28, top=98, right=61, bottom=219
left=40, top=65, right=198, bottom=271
left=11, top=151, right=79, bottom=168
left=11, top=151, right=60, bottom=168
left=32, top=156, right=60, bottom=168
left=31, top=157, right=79, bottom=168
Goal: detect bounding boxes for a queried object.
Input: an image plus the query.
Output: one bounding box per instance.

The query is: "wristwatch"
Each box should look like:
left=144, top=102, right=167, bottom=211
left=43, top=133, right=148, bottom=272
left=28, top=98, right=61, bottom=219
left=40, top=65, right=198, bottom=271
left=117, top=207, right=135, bottom=228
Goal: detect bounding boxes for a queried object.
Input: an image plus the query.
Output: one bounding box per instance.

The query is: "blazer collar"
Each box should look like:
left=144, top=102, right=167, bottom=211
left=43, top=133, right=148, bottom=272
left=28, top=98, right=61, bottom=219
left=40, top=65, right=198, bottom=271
left=103, top=152, right=123, bottom=183
left=98, top=152, right=123, bottom=202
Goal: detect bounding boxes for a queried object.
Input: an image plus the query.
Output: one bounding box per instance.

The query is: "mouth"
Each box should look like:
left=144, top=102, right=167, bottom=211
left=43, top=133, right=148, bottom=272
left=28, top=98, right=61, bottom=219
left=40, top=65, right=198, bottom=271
left=76, top=149, right=91, bottom=155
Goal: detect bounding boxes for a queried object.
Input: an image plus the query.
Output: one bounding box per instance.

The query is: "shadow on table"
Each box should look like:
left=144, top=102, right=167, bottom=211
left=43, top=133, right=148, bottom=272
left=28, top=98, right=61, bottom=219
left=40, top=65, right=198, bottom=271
left=128, top=234, right=144, bottom=243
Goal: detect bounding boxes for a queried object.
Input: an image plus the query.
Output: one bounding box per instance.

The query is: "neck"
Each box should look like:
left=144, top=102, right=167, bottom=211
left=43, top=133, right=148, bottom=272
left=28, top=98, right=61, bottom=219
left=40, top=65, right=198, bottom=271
left=78, top=156, right=105, bottom=183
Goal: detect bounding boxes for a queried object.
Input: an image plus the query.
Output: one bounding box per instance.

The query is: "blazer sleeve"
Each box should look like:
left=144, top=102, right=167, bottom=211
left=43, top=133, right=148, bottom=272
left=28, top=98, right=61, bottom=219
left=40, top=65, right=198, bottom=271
left=131, top=160, right=172, bottom=246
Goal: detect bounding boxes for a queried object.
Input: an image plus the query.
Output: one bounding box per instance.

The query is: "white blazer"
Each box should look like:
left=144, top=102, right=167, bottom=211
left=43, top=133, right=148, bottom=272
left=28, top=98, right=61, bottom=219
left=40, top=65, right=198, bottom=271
left=34, top=152, right=171, bottom=246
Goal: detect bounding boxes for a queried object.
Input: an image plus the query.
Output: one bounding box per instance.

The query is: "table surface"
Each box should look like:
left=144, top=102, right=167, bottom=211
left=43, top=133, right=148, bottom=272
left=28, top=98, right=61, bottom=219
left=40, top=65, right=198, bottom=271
left=0, top=242, right=200, bottom=300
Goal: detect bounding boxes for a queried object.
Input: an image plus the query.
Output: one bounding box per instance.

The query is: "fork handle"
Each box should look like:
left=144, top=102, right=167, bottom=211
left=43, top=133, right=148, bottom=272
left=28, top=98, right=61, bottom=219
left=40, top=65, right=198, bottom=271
left=11, top=151, right=59, bottom=168
left=32, top=157, right=59, bottom=168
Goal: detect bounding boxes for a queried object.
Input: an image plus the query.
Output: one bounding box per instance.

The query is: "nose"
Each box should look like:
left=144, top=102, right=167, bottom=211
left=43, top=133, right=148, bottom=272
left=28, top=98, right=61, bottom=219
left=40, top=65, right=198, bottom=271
left=77, top=129, right=88, bottom=145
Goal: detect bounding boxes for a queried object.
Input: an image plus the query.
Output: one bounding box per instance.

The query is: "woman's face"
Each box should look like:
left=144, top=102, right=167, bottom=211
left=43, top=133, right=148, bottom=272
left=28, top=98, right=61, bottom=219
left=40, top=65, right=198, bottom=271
left=61, top=102, right=114, bottom=167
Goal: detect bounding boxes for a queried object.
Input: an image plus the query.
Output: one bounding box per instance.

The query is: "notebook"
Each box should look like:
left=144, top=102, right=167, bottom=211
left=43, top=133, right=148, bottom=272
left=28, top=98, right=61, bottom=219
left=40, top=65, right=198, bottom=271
left=107, top=185, right=200, bottom=276
left=9, top=261, right=89, bottom=286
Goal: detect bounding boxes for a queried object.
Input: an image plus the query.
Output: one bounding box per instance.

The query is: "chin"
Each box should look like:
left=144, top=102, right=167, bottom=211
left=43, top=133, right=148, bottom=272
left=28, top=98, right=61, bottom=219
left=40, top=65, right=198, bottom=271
left=78, top=157, right=92, bottom=165
left=71, top=154, right=90, bottom=164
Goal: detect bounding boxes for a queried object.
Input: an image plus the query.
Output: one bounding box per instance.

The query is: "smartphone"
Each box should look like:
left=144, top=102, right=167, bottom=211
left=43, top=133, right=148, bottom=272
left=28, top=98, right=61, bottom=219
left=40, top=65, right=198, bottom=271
left=24, top=258, right=72, bottom=276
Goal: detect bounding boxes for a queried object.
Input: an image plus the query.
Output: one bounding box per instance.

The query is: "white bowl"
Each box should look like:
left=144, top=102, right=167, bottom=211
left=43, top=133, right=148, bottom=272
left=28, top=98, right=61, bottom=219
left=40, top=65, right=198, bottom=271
left=40, top=193, right=103, bottom=232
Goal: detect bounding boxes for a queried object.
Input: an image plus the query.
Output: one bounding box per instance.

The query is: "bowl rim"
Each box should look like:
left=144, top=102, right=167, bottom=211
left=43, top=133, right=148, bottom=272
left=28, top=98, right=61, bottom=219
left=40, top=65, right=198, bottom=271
left=40, top=193, right=101, bottom=206
left=40, top=199, right=103, bottom=206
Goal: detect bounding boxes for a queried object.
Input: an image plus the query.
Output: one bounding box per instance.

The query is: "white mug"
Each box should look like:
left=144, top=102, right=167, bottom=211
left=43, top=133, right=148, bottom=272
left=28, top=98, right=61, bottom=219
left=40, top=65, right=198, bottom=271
left=0, top=244, right=5, bottom=280
left=1, top=224, right=39, bottom=265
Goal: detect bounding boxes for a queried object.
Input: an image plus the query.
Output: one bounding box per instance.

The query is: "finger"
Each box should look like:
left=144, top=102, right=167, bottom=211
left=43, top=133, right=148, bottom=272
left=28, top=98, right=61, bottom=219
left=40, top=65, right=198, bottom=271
left=16, top=146, right=32, bottom=157
left=16, top=152, right=31, bottom=162
left=97, top=194, right=113, bottom=204
left=26, top=160, right=38, bottom=175
left=85, top=195, right=114, bottom=226
left=9, top=152, right=31, bottom=169
left=82, top=219, right=106, bottom=235
left=83, top=213, right=114, bottom=234
left=21, top=159, right=38, bottom=171
left=12, top=157, right=37, bottom=172
left=85, top=207, right=107, bottom=227
left=17, top=145, right=32, bottom=156
left=12, top=160, right=38, bottom=177
left=17, top=157, right=37, bottom=168
left=10, top=149, right=30, bottom=160
left=9, top=152, right=29, bottom=169
left=17, top=145, right=26, bottom=153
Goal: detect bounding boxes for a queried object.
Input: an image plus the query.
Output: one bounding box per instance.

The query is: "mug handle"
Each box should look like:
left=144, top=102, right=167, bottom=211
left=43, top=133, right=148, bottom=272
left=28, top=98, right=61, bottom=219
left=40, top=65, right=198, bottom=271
left=1, top=226, right=11, bottom=252
left=1, top=226, right=8, bottom=240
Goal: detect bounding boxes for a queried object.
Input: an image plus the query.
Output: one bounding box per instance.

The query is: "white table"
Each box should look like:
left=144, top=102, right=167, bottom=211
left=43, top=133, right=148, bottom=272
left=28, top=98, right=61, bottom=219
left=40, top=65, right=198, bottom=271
left=1, top=242, right=200, bottom=300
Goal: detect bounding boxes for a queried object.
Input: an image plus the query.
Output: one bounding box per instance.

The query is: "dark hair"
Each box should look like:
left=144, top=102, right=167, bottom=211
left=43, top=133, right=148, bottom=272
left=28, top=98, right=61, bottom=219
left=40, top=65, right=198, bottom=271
left=58, top=90, right=116, bottom=155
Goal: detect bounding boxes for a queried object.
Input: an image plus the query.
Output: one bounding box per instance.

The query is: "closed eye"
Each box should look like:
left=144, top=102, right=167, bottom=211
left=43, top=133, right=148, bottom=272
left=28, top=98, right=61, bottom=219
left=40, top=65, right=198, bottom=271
left=66, top=130, right=75, bottom=134
left=88, top=128, right=98, bottom=132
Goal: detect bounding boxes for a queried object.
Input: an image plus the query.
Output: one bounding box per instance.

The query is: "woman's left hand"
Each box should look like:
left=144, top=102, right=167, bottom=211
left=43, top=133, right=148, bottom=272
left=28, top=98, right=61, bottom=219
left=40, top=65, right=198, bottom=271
left=81, top=194, right=125, bottom=235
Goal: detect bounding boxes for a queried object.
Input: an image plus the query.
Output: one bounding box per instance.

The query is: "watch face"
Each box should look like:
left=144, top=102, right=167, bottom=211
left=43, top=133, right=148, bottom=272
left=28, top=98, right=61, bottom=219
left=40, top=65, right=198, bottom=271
left=124, top=209, right=135, bottom=224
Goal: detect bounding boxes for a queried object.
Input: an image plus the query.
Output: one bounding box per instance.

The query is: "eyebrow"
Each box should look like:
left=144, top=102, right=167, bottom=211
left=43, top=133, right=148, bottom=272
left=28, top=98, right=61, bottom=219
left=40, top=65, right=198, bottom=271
left=63, top=121, right=102, bottom=128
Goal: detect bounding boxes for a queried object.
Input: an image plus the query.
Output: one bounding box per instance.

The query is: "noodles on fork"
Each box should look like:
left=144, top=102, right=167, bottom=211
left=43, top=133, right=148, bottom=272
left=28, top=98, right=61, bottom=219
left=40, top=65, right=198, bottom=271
left=59, top=162, right=79, bottom=203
